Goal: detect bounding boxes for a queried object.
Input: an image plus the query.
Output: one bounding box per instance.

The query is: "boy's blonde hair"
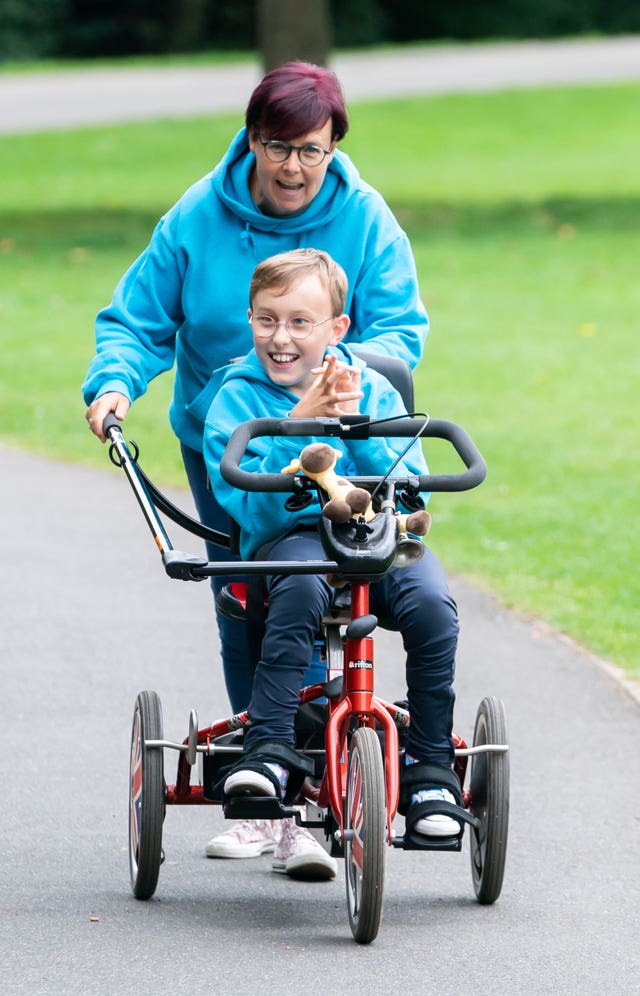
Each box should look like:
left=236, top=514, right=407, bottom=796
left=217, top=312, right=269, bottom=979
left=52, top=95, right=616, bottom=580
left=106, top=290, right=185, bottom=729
left=249, top=249, right=348, bottom=316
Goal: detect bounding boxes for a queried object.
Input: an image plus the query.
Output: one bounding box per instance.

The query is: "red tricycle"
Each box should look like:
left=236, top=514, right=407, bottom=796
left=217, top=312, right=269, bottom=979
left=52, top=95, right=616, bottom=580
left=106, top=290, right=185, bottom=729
left=106, top=409, right=509, bottom=945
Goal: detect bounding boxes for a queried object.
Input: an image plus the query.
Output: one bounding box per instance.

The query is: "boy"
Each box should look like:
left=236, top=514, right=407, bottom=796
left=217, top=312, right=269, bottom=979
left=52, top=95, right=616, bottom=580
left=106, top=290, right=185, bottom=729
left=204, top=249, right=461, bottom=880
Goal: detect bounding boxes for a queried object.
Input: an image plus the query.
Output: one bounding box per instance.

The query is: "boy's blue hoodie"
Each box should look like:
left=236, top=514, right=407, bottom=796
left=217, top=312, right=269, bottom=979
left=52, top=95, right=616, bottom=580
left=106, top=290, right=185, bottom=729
left=82, top=128, right=428, bottom=452
left=204, top=344, right=428, bottom=560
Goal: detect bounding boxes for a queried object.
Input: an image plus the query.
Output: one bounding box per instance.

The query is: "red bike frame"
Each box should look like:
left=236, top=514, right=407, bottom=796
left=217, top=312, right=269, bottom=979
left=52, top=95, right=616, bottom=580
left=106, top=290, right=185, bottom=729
left=164, top=575, right=469, bottom=850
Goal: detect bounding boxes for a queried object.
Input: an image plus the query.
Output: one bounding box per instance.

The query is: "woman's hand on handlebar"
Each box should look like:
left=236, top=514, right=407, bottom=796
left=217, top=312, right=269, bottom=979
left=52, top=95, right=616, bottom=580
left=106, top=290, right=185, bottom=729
left=290, top=355, right=363, bottom=418
left=85, top=392, right=130, bottom=442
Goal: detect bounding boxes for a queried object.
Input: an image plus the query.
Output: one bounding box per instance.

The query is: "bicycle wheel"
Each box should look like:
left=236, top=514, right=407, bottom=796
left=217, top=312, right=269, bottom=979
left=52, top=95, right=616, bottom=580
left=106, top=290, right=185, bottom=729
left=129, top=690, right=165, bottom=899
left=344, top=726, right=386, bottom=944
left=469, top=696, right=509, bottom=904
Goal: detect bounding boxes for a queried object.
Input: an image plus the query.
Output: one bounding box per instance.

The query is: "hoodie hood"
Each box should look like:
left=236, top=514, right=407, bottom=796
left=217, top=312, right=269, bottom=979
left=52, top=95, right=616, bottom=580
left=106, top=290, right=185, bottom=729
left=212, top=127, right=357, bottom=235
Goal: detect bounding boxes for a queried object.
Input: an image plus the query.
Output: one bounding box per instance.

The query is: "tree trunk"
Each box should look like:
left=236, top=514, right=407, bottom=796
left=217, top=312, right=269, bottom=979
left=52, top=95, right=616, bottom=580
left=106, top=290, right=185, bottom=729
left=257, top=0, right=332, bottom=71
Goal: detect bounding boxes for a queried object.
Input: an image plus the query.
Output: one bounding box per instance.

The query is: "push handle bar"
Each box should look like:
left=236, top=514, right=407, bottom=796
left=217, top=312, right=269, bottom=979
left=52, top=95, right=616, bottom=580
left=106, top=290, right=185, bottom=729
left=102, top=412, right=174, bottom=558
left=103, top=412, right=123, bottom=435
left=220, top=416, right=486, bottom=494
left=101, top=412, right=347, bottom=580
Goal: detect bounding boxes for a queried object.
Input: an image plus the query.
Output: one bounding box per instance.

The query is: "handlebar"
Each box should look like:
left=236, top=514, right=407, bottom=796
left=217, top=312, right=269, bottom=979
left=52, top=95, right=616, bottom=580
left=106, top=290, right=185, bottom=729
left=219, top=416, right=486, bottom=494
left=102, top=412, right=486, bottom=582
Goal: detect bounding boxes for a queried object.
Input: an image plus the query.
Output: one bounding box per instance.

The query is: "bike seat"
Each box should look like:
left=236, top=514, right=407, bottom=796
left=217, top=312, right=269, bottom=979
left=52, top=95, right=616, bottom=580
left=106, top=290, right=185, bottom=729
left=216, top=580, right=353, bottom=624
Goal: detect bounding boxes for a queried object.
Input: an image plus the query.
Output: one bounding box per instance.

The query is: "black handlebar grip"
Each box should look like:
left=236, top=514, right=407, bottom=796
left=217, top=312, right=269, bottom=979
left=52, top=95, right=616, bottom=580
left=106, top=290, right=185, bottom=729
left=102, top=412, right=123, bottom=436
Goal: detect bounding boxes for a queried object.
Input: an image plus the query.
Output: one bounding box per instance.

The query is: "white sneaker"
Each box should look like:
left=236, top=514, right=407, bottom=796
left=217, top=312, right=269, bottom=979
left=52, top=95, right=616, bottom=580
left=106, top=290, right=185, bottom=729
left=412, top=788, right=461, bottom=838
left=224, top=762, right=289, bottom=798
left=272, top=817, right=337, bottom=880
left=205, top=819, right=282, bottom=859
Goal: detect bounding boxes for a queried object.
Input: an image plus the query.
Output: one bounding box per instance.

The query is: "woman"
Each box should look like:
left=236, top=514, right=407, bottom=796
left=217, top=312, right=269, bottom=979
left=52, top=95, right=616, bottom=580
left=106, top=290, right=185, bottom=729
left=83, top=60, right=429, bottom=866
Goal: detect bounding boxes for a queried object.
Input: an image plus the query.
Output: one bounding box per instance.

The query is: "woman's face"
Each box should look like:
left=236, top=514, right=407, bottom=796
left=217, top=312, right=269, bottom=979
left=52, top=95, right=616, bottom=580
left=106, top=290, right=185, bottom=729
left=248, top=118, right=336, bottom=216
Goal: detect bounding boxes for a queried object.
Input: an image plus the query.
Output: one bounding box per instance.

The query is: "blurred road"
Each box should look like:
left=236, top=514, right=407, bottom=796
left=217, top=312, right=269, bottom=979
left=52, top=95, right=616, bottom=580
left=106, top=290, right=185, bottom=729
left=1, top=35, right=640, bottom=134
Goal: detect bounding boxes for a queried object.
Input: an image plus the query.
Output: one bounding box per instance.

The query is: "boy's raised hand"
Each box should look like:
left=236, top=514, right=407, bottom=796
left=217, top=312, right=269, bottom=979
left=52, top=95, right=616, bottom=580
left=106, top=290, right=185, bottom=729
left=333, top=363, right=362, bottom=414
left=290, top=354, right=363, bottom=418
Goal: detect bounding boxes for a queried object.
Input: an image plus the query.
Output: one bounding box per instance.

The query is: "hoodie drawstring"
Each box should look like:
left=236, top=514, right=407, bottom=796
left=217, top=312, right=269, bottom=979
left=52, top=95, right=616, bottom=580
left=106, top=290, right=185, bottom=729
left=240, top=222, right=255, bottom=253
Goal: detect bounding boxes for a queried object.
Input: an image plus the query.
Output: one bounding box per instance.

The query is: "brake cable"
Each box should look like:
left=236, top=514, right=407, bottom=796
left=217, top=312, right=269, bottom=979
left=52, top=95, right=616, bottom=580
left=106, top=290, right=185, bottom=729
left=365, top=412, right=431, bottom=507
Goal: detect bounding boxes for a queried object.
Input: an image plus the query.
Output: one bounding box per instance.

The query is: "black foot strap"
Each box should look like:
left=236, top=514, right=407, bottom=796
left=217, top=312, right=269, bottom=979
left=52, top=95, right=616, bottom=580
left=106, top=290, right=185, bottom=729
left=219, top=741, right=314, bottom=804
left=398, top=762, right=462, bottom=815
left=404, top=797, right=474, bottom=844
left=399, top=761, right=470, bottom=846
left=222, top=757, right=284, bottom=798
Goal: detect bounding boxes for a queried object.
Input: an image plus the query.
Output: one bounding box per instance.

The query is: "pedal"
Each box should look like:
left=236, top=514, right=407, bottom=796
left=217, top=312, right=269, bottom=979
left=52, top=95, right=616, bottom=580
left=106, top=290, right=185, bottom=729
left=392, top=831, right=464, bottom=852
left=222, top=795, right=298, bottom=821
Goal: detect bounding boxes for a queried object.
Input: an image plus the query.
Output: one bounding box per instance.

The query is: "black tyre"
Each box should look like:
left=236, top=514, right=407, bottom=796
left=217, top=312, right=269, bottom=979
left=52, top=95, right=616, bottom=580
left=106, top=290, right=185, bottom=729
left=344, top=726, right=386, bottom=944
left=469, top=696, right=509, bottom=904
left=129, top=690, right=165, bottom=899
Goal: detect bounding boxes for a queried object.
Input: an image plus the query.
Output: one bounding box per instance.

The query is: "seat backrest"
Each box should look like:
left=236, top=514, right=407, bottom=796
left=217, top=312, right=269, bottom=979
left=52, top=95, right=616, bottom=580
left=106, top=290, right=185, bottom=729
left=350, top=348, right=415, bottom=412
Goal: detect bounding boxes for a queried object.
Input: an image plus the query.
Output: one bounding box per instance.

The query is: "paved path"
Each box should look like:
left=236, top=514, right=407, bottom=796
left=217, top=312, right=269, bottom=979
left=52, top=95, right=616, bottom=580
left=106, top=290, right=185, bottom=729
left=1, top=35, right=640, bottom=134
left=2, top=442, right=639, bottom=995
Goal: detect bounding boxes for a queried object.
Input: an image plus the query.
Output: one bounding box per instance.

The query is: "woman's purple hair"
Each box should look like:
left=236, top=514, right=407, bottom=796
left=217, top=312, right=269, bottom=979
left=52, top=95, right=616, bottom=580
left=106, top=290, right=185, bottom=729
left=245, top=62, right=349, bottom=142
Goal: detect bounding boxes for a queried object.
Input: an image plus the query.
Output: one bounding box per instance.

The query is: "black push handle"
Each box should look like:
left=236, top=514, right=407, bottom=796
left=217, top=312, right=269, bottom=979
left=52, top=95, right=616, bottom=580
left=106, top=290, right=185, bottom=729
left=219, top=416, right=486, bottom=494
left=103, top=412, right=123, bottom=437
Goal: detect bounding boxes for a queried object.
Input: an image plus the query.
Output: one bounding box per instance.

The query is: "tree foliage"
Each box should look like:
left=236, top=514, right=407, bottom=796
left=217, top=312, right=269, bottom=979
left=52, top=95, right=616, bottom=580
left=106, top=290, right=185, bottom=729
left=1, top=0, right=639, bottom=62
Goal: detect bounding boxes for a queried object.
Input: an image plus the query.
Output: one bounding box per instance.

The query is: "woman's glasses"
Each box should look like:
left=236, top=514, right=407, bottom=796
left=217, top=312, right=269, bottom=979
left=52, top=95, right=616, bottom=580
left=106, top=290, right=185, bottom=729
left=259, top=137, right=332, bottom=167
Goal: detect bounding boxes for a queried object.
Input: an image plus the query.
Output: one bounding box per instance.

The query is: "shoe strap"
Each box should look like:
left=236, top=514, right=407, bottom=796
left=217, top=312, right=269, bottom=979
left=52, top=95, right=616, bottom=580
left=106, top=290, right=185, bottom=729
left=245, top=741, right=315, bottom=777
left=405, top=798, right=475, bottom=841
left=399, top=762, right=461, bottom=815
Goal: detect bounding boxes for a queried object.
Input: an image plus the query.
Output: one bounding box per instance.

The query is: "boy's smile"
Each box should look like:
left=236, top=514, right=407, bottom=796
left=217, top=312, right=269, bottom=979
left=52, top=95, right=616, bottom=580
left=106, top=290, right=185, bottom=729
left=269, top=349, right=301, bottom=369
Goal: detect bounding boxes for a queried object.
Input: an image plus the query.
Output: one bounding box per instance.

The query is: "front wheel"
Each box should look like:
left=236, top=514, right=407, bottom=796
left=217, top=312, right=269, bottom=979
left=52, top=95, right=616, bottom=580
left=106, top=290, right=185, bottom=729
left=469, top=696, right=509, bottom=904
left=344, top=726, right=386, bottom=944
left=129, top=690, right=165, bottom=899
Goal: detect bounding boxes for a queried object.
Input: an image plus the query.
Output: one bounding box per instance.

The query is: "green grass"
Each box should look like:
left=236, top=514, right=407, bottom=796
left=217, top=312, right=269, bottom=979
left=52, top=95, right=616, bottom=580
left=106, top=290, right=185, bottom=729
left=1, top=82, right=638, bottom=675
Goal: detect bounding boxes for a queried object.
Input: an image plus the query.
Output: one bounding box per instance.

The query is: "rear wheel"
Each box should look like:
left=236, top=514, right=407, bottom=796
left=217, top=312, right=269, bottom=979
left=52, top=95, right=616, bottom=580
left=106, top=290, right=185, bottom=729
left=129, top=690, right=165, bottom=899
left=469, top=696, right=509, bottom=904
left=344, top=726, right=386, bottom=944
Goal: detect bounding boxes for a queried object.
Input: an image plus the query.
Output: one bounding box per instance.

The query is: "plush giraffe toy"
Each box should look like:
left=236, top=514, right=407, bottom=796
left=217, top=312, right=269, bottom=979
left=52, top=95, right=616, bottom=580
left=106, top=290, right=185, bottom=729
left=281, top=442, right=431, bottom=537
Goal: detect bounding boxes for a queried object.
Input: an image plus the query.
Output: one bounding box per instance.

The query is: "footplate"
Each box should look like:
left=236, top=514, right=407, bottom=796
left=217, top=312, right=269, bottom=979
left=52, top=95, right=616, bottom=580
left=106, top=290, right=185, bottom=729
left=222, top=795, right=299, bottom=821
left=392, top=831, right=465, bottom=852
left=392, top=807, right=480, bottom=851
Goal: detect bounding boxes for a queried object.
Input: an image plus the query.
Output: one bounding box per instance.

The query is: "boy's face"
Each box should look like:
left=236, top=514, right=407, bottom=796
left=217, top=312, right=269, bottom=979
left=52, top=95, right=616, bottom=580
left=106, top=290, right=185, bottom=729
left=250, top=273, right=349, bottom=397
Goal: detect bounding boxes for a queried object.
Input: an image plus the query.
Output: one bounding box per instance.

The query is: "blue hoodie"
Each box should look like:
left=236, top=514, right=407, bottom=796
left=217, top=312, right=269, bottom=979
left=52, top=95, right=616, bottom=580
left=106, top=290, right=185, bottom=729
left=82, top=128, right=429, bottom=452
left=204, top=344, right=428, bottom=560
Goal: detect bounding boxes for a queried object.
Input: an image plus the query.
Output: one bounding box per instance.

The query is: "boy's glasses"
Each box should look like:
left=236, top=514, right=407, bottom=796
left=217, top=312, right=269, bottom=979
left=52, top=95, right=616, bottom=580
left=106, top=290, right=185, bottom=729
left=249, top=315, right=335, bottom=341
left=258, top=137, right=332, bottom=167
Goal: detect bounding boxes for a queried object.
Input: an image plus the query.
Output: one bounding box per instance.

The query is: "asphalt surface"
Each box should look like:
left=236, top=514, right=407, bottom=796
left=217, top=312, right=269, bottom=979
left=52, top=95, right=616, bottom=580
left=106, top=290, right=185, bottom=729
left=2, top=35, right=640, bottom=134
left=2, top=442, right=639, bottom=996
left=2, top=36, right=640, bottom=995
